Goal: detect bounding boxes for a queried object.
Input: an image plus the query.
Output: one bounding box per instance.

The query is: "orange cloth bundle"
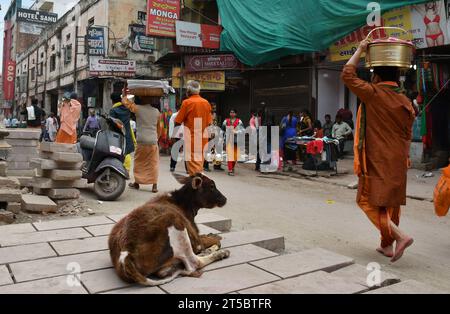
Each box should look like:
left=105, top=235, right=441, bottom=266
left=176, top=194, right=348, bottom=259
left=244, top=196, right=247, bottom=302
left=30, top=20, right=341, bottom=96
left=434, top=165, right=450, bottom=217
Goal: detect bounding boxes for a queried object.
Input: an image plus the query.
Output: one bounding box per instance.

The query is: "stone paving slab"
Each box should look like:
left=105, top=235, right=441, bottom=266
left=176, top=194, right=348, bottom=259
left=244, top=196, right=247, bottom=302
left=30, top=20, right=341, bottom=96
left=239, top=271, right=367, bottom=294
left=195, top=213, right=232, bottom=232
left=31, top=158, right=83, bottom=170
left=250, top=248, right=354, bottom=279
left=0, top=223, right=36, bottom=236
left=33, top=216, right=113, bottom=231
left=102, top=286, right=166, bottom=294
left=0, top=189, right=22, bottom=203
left=204, top=245, right=278, bottom=272
left=0, top=243, right=56, bottom=265
left=85, top=224, right=114, bottom=236
left=0, top=227, right=92, bottom=247
left=106, top=214, right=126, bottom=222
left=40, top=152, right=83, bottom=163
left=0, top=265, right=13, bottom=286
left=220, top=229, right=285, bottom=252
left=0, top=275, right=88, bottom=294
left=21, top=194, right=57, bottom=213
left=364, top=280, right=448, bottom=294
left=161, top=264, right=280, bottom=294
left=332, top=264, right=400, bottom=288
left=50, top=236, right=108, bottom=256
left=81, top=268, right=130, bottom=294
left=10, top=250, right=111, bottom=282
left=40, top=142, right=77, bottom=153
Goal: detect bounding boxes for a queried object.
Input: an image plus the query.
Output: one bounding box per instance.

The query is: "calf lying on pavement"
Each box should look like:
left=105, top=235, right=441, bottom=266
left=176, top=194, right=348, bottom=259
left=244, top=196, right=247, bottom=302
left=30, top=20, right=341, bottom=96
left=109, top=173, right=230, bottom=286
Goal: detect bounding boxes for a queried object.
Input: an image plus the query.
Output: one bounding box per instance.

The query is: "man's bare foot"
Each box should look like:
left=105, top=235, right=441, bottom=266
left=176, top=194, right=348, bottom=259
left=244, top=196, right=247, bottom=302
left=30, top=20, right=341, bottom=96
left=391, top=237, right=414, bottom=263
left=376, top=245, right=394, bottom=258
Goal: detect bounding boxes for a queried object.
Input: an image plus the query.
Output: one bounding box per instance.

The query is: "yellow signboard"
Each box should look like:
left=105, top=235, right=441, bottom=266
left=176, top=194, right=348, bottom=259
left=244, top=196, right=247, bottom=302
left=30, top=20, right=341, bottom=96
left=329, top=6, right=413, bottom=62
left=172, top=67, right=225, bottom=91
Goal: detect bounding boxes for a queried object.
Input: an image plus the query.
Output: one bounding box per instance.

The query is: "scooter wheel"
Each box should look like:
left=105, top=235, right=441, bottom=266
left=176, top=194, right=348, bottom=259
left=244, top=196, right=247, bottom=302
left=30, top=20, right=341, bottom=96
left=94, top=170, right=126, bottom=201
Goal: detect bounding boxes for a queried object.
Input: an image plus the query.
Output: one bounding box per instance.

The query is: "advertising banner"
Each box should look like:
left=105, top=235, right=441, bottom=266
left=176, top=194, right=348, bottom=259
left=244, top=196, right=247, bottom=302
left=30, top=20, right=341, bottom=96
left=172, top=67, right=225, bottom=91
left=4, top=61, right=16, bottom=101
left=89, top=58, right=136, bottom=77
left=176, top=21, right=221, bottom=49
left=129, top=24, right=155, bottom=52
left=185, top=54, right=239, bottom=72
left=146, top=0, right=180, bottom=37
left=87, top=27, right=106, bottom=56
left=329, top=1, right=450, bottom=62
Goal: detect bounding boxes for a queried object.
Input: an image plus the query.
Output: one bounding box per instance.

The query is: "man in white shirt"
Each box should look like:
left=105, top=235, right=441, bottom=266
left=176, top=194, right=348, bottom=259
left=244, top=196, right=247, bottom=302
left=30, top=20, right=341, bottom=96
left=332, top=114, right=353, bottom=159
left=169, top=104, right=184, bottom=172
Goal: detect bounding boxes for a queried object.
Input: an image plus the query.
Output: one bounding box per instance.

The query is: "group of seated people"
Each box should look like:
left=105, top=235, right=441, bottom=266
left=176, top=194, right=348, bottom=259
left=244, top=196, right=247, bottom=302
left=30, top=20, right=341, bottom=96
left=280, top=108, right=354, bottom=167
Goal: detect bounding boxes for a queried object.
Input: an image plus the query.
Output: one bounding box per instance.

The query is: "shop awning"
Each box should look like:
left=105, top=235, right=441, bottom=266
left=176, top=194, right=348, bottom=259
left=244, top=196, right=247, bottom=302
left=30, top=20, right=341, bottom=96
left=217, top=0, right=429, bottom=66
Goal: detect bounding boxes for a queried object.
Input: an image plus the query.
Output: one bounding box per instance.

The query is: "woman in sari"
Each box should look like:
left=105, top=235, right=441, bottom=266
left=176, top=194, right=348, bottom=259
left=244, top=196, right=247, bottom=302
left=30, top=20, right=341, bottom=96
left=55, top=92, right=81, bottom=144
left=222, top=109, right=244, bottom=176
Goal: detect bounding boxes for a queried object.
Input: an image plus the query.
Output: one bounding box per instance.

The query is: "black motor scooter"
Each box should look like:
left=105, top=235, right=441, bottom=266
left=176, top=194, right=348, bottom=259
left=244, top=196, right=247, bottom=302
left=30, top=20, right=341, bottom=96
left=77, top=115, right=129, bottom=201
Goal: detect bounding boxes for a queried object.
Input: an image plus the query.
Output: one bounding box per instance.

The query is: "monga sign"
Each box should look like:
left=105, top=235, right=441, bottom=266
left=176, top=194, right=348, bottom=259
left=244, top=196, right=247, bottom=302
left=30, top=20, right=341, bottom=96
left=16, top=8, right=58, bottom=24
left=146, top=0, right=180, bottom=37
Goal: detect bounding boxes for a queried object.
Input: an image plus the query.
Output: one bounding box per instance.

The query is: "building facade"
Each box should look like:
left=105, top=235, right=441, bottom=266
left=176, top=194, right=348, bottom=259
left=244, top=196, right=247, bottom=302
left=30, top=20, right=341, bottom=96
left=12, top=0, right=171, bottom=116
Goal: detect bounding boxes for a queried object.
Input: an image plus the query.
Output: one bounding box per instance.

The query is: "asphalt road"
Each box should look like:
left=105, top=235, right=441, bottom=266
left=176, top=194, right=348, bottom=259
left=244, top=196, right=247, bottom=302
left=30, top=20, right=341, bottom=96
left=82, top=156, right=450, bottom=292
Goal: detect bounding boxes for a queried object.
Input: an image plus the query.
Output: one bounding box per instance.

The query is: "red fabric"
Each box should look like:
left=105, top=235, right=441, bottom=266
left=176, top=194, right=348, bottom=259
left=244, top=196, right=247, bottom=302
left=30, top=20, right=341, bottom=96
left=424, top=15, right=440, bottom=25
left=306, top=140, right=324, bottom=154
left=226, top=118, right=241, bottom=128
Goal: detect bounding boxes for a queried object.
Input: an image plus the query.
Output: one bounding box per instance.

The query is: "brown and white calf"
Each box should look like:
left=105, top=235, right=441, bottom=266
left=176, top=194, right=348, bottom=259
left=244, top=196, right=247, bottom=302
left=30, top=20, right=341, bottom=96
left=108, top=173, right=230, bottom=286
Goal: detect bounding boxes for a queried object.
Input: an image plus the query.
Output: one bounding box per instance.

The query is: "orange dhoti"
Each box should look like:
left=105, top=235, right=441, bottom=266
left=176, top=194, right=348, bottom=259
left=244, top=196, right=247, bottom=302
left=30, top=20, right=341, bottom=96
left=55, top=129, right=77, bottom=144
left=133, top=144, right=159, bottom=185
left=357, top=177, right=401, bottom=248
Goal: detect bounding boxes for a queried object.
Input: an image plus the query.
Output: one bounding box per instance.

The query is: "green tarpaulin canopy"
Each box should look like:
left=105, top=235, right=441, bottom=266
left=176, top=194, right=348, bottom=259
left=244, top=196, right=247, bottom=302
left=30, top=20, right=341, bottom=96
left=217, top=0, right=429, bottom=66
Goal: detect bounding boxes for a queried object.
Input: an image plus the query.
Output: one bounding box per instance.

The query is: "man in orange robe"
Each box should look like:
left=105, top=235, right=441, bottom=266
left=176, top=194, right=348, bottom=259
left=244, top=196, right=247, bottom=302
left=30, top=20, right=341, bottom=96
left=55, top=92, right=81, bottom=144
left=174, top=80, right=212, bottom=176
left=342, top=40, right=415, bottom=262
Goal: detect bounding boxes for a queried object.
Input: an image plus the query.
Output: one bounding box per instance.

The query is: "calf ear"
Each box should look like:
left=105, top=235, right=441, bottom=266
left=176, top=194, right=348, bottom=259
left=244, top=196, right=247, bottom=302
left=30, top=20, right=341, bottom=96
left=192, top=177, right=203, bottom=190
left=173, top=173, right=190, bottom=185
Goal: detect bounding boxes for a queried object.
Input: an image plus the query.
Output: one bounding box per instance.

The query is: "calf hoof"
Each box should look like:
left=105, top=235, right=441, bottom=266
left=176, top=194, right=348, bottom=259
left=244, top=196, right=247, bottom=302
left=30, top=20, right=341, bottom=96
left=189, top=270, right=203, bottom=278
left=215, top=249, right=231, bottom=261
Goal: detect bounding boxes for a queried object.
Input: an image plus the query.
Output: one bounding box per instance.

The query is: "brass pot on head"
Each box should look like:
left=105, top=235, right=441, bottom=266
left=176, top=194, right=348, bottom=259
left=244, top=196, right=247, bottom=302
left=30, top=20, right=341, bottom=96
left=365, top=27, right=416, bottom=70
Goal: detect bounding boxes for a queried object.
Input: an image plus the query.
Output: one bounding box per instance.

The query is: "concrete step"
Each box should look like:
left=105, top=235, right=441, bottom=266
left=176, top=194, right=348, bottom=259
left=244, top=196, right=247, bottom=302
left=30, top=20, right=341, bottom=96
left=220, top=229, right=285, bottom=252
left=250, top=248, right=354, bottom=279
left=239, top=271, right=367, bottom=294
left=331, top=264, right=400, bottom=289
left=364, top=280, right=448, bottom=294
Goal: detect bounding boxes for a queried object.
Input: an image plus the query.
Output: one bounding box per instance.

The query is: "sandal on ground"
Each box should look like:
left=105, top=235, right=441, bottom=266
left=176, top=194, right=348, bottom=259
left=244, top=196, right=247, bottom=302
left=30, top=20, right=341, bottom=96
left=128, top=183, right=140, bottom=190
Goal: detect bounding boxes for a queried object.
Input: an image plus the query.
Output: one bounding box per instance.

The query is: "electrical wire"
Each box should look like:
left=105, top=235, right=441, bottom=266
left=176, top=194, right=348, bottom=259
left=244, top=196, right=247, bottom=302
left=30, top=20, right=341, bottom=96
left=182, top=3, right=220, bottom=26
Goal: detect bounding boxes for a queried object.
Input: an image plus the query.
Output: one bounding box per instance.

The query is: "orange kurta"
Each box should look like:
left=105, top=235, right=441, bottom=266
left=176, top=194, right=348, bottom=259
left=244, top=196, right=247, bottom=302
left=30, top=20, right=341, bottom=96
left=342, top=65, right=415, bottom=248
left=175, top=95, right=212, bottom=176
left=56, top=99, right=81, bottom=144
left=434, top=165, right=450, bottom=217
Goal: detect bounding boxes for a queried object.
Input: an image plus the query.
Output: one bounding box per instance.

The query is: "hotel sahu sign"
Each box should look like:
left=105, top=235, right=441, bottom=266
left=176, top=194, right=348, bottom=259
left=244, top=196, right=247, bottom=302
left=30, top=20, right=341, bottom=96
left=16, top=8, right=58, bottom=25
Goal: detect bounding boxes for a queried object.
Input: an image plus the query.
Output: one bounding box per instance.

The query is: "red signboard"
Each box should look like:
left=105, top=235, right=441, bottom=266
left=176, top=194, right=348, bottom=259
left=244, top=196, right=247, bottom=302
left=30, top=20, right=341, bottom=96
left=4, top=61, right=16, bottom=101
left=3, top=20, right=15, bottom=101
left=185, top=54, right=239, bottom=72
left=146, top=0, right=180, bottom=38
left=176, top=21, right=222, bottom=49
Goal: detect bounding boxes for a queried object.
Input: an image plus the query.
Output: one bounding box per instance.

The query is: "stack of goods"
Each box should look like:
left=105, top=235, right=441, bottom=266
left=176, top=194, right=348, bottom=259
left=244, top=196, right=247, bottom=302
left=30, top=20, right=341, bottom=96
left=31, top=142, right=87, bottom=211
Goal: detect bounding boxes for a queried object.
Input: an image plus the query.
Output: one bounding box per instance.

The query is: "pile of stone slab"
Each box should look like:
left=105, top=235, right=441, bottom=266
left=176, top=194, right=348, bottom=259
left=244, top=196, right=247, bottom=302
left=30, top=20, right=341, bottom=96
left=31, top=142, right=87, bottom=212
left=0, top=177, right=22, bottom=224
left=5, top=129, right=41, bottom=177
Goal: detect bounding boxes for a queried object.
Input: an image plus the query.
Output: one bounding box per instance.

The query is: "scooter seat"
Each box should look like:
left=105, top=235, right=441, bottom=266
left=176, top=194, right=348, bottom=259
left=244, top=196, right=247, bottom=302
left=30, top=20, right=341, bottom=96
left=80, top=135, right=96, bottom=151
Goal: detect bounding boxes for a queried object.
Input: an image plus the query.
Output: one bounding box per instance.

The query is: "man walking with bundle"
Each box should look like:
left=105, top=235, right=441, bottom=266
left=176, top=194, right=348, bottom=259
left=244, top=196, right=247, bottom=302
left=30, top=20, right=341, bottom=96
left=342, top=39, right=415, bottom=263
